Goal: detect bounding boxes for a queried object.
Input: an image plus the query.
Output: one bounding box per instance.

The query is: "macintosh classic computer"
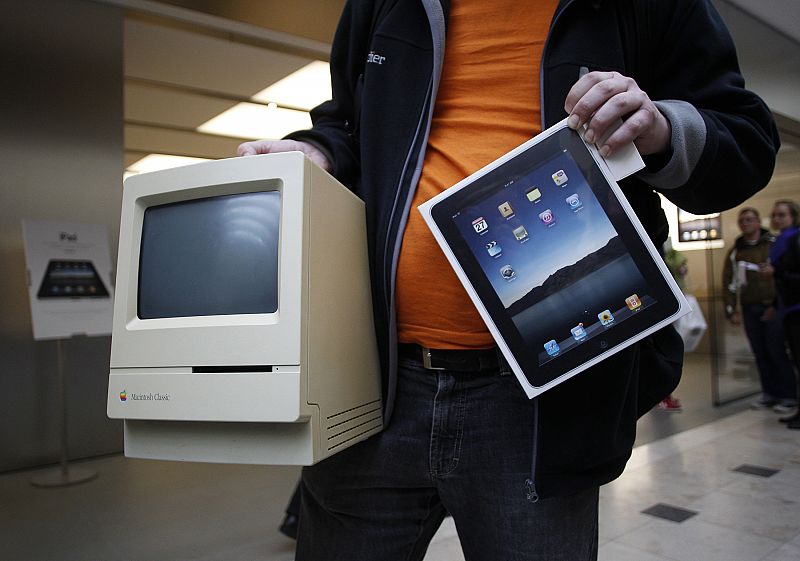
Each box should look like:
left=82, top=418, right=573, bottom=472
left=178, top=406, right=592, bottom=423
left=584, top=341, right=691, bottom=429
left=107, top=152, right=382, bottom=465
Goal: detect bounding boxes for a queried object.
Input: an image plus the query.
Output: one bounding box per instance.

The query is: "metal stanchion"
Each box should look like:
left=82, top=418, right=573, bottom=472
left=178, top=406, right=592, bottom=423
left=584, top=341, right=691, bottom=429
left=30, top=338, right=97, bottom=487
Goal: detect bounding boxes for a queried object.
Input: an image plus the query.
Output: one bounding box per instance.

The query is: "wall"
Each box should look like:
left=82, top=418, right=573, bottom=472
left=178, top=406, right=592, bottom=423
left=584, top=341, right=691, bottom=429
left=0, top=0, right=124, bottom=471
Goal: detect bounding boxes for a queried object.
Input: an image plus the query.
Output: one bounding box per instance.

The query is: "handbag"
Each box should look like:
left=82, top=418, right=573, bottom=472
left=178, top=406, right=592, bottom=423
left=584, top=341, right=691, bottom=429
left=673, top=294, right=707, bottom=353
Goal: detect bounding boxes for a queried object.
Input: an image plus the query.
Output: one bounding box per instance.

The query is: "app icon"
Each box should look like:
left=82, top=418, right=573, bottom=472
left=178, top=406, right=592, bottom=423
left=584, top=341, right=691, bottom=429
left=626, top=294, right=642, bottom=311
left=552, top=169, right=568, bottom=186
left=498, top=201, right=514, bottom=218
left=512, top=225, right=529, bottom=241
left=486, top=240, right=502, bottom=257
left=539, top=209, right=555, bottom=226
left=571, top=324, right=587, bottom=341
left=598, top=309, right=614, bottom=326
left=566, top=193, right=582, bottom=210
left=526, top=187, right=542, bottom=203
left=472, top=217, right=489, bottom=234
left=500, top=265, right=516, bottom=281
left=544, top=340, right=560, bottom=356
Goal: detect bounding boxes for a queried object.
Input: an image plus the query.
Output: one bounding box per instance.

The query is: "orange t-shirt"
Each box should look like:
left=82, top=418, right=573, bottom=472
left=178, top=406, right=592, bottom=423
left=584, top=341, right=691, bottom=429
left=396, top=0, right=558, bottom=349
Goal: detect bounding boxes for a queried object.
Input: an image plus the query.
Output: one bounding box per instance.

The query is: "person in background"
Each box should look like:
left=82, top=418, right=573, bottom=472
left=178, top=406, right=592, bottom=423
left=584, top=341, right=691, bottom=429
left=278, top=486, right=300, bottom=539
left=722, top=207, right=797, bottom=413
left=763, top=200, right=800, bottom=428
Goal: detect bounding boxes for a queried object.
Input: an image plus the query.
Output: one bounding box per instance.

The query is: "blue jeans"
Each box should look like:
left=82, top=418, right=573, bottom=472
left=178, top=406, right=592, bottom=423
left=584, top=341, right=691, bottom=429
left=742, top=304, right=797, bottom=401
left=296, top=353, right=599, bottom=561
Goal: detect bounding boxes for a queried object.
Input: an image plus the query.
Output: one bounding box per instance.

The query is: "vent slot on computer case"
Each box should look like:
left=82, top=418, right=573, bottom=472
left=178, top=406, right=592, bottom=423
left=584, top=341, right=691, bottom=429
left=325, top=399, right=382, bottom=451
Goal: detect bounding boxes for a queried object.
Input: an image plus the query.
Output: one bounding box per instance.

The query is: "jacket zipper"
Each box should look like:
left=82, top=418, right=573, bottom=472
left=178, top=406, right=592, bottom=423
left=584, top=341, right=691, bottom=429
left=525, top=397, right=541, bottom=503
left=383, top=0, right=446, bottom=419
left=384, top=80, right=435, bottom=419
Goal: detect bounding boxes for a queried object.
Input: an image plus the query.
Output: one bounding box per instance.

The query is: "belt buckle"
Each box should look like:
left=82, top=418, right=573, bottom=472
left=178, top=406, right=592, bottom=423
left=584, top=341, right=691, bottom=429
left=421, top=346, right=446, bottom=370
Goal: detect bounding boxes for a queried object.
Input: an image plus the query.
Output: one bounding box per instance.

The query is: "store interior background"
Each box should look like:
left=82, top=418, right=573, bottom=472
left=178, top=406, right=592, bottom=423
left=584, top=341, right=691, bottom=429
left=1, top=0, right=799, bottom=478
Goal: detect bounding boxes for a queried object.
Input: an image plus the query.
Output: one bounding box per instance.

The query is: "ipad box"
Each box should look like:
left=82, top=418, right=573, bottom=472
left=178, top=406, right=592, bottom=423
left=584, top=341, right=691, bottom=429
left=107, top=152, right=383, bottom=465
left=420, top=120, right=689, bottom=398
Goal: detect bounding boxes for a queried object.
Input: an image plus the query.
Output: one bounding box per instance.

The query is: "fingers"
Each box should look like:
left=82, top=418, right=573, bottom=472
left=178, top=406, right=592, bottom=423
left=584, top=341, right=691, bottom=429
left=236, top=139, right=333, bottom=172
left=565, top=71, right=630, bottom=133
left=595, top=106, right=656, bottom=157
left=565, top=71, right=670, bottom=156
left=237, top=140, right=279, bottom=157
left=303, top=145, right=333, bottom=172
left=565, top=72, right=640, bottom=143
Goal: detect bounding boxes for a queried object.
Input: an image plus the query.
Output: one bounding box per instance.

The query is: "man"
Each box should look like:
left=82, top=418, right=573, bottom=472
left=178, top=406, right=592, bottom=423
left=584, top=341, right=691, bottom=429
left=722, top=208, right=797, bottom=413
left=239, top=1, right=779, bottom=559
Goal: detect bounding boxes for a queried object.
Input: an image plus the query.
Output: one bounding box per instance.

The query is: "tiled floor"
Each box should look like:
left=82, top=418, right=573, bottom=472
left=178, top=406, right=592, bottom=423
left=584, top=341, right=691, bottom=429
left=597, top=410, right=800, bottom=561
left=424, top=410, right=800, bottom=561
left=1, top=411, right=798, bottom=560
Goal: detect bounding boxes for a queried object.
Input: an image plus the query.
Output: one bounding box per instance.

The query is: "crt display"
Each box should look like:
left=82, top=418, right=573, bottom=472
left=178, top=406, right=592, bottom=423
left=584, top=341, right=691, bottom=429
left=138, top=191, right=281, bottom=319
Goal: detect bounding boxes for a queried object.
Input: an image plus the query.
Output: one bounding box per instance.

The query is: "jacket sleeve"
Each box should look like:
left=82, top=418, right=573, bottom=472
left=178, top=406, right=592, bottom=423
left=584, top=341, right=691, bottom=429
left=636, top=0, right=780, bottom=213
left=775, top=233, right=800, bottom=287
left=285, top=1, right=366, bottom=190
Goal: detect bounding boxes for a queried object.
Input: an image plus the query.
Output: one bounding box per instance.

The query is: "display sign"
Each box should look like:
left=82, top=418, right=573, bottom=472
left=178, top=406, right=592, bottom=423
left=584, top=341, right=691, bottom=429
left=677, top=209, right=722, bottom=242
left=22, top=220, right=114, bottom=340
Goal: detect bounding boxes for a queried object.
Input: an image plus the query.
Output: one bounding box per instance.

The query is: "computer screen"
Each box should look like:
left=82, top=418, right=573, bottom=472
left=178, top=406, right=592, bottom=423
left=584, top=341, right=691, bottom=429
left=137, top=191, right=281, bottom=319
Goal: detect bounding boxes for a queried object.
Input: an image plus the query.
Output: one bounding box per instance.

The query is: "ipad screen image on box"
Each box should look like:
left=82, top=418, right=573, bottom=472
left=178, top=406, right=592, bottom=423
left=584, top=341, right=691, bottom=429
left=454, top=149, right=652, bottom=366
left=427, top=125, right=684, bottom=393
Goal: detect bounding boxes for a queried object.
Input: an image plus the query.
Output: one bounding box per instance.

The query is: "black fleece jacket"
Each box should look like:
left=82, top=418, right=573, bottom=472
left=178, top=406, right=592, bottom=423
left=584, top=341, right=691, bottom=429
left=288, top=0, right=779, bottom=497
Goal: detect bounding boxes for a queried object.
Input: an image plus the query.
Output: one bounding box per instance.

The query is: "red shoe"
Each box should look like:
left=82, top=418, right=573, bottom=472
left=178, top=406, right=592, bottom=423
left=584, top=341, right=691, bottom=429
left=657, top=396, right=682, bottom=411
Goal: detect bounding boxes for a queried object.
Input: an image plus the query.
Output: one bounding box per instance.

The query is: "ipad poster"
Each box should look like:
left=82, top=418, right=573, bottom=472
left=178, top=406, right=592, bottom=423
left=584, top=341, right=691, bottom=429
left=453, top=150, right=653, bottom=367
left=21, top=220, right=114, bottom=340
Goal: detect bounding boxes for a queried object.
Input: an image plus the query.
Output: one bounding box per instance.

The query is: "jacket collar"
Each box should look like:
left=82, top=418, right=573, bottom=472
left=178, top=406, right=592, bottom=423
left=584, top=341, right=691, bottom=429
left=735, top=228, right=775, bottom=249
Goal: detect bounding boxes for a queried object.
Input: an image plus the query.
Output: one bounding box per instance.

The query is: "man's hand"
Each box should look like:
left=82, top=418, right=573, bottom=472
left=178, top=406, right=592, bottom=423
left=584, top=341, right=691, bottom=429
left=237, top=139, right=332, bottom=173
left=565, top=71, right=671, bottom=158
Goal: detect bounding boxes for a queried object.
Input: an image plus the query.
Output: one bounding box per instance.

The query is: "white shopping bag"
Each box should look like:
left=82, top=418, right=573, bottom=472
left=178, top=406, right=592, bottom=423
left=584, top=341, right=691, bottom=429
left=673, top=294, right=707, bottom=352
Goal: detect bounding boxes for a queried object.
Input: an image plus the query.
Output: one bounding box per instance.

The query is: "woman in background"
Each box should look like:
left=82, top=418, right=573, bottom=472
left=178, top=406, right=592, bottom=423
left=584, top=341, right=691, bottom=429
left=764, top=200, right=800, bottom=428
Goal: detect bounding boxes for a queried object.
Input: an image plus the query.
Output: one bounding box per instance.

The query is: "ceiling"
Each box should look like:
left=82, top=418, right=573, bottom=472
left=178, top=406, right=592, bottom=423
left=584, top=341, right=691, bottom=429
left=110, top=0, right=800, bottom=172
left=123, top=15, right=324, bottom=166
left=725, top=0, right=800, bottom=44
left=153, top=0, right=346, bottom=44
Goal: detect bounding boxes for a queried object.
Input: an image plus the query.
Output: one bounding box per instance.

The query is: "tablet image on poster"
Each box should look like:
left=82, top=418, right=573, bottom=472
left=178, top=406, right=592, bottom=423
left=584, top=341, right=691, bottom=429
left=420, top=120, right=688, bottom=398
left=37, top=260, right=110, bottom=299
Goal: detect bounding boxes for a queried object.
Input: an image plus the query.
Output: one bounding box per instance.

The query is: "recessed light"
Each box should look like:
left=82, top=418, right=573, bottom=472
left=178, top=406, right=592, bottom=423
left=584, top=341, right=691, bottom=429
left=197, top=103, right=311, bottom=140
left=252, top=61, right=331, bottom=111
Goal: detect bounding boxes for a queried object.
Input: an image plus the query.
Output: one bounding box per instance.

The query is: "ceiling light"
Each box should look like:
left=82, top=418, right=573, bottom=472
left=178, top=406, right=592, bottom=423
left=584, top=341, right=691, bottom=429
left=252, top=60, right=331, bottom=111
left=126, top=154, right=212, bottom=175
left=197, top=103, right=312, bottom=140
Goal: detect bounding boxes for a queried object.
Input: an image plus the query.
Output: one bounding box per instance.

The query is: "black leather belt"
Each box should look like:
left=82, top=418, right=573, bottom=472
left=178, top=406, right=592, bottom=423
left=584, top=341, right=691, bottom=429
left=398, top=343, right=501, bottom=371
